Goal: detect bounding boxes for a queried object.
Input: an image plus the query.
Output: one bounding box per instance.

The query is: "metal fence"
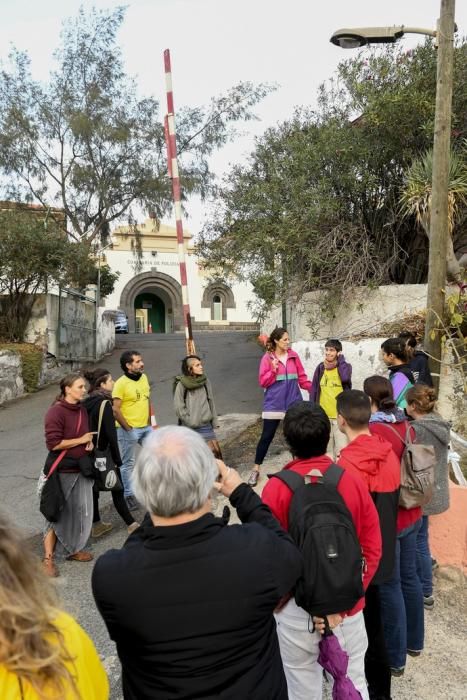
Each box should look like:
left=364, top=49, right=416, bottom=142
left=56, top=287, right=97, bottom=361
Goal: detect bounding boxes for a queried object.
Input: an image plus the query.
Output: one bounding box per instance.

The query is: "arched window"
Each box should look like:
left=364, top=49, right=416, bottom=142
left=212, top=294, right=222, bottom=321
left=201, top=282, right=236, bottom=321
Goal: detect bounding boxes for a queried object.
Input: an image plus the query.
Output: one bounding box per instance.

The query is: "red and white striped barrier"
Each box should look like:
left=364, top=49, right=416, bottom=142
left=164, top=49, right=195, bottom=355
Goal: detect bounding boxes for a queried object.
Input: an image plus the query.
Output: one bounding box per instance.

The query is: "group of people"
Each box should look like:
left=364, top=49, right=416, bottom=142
left=40, top=348, right=221, bottom=576
left=0, top=328, right=451, bottom=699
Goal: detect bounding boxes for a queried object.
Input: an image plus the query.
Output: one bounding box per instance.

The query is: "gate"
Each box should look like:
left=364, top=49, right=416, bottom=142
left=56, top=287, right=97, bottom=361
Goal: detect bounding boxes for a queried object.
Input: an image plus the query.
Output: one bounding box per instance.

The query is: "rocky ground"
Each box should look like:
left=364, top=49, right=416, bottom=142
left=220, top=420, right=467, bottom=700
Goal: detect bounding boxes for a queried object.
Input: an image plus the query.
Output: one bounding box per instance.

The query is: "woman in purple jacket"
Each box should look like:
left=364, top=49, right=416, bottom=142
left=248, top=328, right=312, bottom=486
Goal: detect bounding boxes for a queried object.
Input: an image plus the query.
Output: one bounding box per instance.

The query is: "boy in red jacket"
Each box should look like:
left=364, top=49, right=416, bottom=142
left=336, top=390, right=400, bottom=700
left=262, top=401, right=381, bottom=700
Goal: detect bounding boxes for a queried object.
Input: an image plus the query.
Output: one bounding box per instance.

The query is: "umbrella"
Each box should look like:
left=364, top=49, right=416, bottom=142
left=317, top=618, right=363, bottom=700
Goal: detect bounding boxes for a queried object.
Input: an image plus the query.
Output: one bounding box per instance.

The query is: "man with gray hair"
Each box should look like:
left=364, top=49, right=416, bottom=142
left=92, top=426, right=302, bottom=700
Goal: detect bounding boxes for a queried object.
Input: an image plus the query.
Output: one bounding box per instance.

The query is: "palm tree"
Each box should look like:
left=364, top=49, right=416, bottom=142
left=400, top=143, right=467, bottom=281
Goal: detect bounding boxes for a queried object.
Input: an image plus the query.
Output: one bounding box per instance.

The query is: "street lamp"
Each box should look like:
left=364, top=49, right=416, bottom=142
left=330, top=0, right=457, bottom=389
left=330, top=26, right=437, bottom=49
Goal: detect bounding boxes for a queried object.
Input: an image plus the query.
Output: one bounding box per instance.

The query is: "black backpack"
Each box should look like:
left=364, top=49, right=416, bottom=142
left=270, top=464, right=364, bottom=616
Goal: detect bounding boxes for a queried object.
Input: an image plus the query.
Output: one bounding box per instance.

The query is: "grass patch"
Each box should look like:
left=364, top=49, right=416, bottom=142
left=0, top=343, right=43, bottom=392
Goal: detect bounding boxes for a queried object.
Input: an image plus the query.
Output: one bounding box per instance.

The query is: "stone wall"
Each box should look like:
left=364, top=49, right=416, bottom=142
left=22, top=293, right=115, bottom=360
left=0, top=351, right=24, bottom=404
left=263, top=284, right=458, bottom=341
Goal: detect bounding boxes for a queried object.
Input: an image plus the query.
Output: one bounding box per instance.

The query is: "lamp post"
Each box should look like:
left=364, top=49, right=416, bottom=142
left=331, top=0, right=456, bottom=389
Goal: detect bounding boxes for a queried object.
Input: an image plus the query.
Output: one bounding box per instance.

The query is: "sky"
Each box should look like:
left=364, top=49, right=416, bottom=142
left=1, top=0, right=466, bottom=236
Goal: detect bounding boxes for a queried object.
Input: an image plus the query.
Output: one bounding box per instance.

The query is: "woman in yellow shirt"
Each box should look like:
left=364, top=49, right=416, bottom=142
left=0, top=514, right=108, bottom=700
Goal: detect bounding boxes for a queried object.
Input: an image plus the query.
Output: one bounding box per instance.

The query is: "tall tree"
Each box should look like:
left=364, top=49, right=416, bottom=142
left=0, top=6, right=271, bottom=245
left=400, top=144, right=467, bottom=281
left=198, top=40, right=467, bottom=318
left=0, top=208, right=94, bottom=341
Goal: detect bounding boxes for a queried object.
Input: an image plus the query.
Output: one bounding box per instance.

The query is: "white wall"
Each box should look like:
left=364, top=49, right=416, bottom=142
left=293, top=339, right=388, bottom=396
left=263, top=284, right=432, bottom=340
left=105, top=249, right=256, bottom=324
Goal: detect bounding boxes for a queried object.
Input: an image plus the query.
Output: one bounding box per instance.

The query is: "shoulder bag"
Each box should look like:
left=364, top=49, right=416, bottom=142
left=93, top=400, right=123, bottom=492
left=39, top=412, right=82, bottom=522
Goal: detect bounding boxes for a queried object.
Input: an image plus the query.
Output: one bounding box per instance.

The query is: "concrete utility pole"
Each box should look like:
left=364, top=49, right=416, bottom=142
left=424, top=0, right=456, bottom=389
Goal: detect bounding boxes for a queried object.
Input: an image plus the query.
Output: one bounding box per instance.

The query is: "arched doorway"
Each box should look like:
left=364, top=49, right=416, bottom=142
left=134, top=292, right=166, bottom=333
left=119, top=271, right=183, bottom=333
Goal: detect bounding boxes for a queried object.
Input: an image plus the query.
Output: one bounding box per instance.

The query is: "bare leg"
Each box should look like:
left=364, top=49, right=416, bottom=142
left=43, top=529, right=58, bottom=577
left=44, top=528, right=57, bottom=558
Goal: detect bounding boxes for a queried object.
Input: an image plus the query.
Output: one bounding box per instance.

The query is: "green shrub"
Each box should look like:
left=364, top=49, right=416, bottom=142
left=0, top=343, right=43, bottom=392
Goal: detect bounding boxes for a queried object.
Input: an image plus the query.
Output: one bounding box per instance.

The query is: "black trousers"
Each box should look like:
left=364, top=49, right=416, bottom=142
left=363, top=584, right=392, bottom=700
left=92, top=468, right=134, bottom=526
left=254, top=419, right=281, bottom=465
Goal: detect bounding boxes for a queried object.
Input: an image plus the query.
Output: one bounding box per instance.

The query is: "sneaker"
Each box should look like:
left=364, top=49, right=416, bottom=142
left=390, top=667, right=405, bottom=677
left=126, top=495, right=140, bottom=511
left=91, top=521, right=113, bottom=538
left=424, top=595, right=435, bottom=609
left=127, top=522, right=140, bottom=535
left=407, top=649, right=422, bottom=657
left=247, top=470, right=260, bottom=487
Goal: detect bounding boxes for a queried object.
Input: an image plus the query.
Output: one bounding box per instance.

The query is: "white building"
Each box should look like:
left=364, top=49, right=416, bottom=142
left=104, top=218, right=258, bottom=333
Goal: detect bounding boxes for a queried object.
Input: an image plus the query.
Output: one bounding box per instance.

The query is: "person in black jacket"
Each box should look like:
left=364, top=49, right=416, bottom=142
left=399, top=331, right=433, bottom=386
left=83, top=369, right=139, bottom=537
left=92, top=425, right=302, bottom=700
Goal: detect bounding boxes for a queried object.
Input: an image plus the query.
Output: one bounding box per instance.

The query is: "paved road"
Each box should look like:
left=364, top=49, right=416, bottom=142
left=0, top=331, right=262, bottom=699
left=0, top=331, right=262, bottom=537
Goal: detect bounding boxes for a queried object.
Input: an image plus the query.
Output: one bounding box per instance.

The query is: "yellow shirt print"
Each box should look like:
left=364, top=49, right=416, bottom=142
left=319, top=367, right=343, bottom=419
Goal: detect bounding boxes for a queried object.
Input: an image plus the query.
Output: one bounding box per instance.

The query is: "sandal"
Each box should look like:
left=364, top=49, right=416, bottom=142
left=67, top=550, right=93, bottom=562
left=247, top=470, right=260, bottom=487
left=42, top=556, right=59, bottom=578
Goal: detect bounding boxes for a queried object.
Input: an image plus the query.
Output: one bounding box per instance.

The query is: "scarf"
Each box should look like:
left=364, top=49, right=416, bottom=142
left=90, top=388, right=113, bottom=401
left=369, top=408, right=406, bottom=424
left=124, top=370, right=143, bottom=382
left=176, top=374, right=207, bottom=391
left=324, top=359, right=338, bottom=371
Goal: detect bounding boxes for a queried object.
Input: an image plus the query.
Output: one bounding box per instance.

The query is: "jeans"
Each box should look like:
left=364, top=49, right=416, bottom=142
left=117, top=426, right=153, bottom=497
left=254, top=419, right=280, bottom=465
left=275, top=598, right=369, bottom=700
left=379, top=518, right=424, bottom=669
left=363, top=584, right=391, bottom=700
left=416, top=515, right=433, bottom=597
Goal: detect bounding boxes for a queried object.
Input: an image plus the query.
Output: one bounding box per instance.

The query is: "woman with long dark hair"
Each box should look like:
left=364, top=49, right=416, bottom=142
left=42, top=373, right=95, bottom=578
left=248, top=328, right=311, bottom=486
left=83, top=368, right=139, bottom=538
left=0, top=513, right=108, bottom=698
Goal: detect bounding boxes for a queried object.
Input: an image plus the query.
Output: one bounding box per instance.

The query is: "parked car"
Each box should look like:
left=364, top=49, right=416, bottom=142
left=114, top=311, right=129, bottom=333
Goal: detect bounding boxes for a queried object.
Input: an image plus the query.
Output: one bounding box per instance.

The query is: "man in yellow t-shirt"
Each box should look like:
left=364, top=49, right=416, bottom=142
left=113, top=350, right=155, bottom=511
left=310, top=339, right=352, bottom=459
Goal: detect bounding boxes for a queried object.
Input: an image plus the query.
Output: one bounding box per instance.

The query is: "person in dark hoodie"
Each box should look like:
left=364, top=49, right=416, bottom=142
left=380, top=338, right=415, bottom=410
left=399, top=332, right=433, bottom=386
left=406, top=384, right=450, bottom=610
left=83, top=369, right=139, bottom=537
left=337, top=390, right=400, bottom=700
